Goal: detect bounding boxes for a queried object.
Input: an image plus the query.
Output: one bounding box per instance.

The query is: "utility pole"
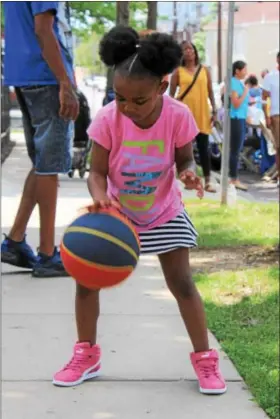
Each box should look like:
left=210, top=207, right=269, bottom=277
left=217, top=2, right=222, bottom=83
left=220, top=2, right=235, bottom=206
left=173, top=1, right=178, bottom=40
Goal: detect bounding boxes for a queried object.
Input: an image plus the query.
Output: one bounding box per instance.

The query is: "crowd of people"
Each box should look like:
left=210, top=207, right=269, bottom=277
left=106, top=40, right=279, bottom=192
left=1, top=0, right=279, bottom=398
left=170, top=45, right=279, bottom=192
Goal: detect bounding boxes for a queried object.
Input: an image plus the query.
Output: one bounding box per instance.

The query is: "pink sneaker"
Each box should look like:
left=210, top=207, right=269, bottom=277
left=53, top=342, right=101, bottom=387
left=190, top=349, right=227, bottom=395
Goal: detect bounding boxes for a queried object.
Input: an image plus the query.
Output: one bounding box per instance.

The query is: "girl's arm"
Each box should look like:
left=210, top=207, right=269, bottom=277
left=175, top=143, right=203, bottom=198
left=87, top=142, right=109, bottom=201
left=175, top=143, right=196, bottom=175
left=169, top=69, right=179, bottom=98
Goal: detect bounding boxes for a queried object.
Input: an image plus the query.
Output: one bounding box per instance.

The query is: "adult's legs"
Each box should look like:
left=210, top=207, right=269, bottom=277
left=2, top=85, right=73, bottom=275
left=196, top=133, right=210, bottom=180
left=7, top=170, right=59, bottom=256
left=229, top=118, right=242, bottom=180
left=22, top=86, right=72, bottom=257
left=8, top=88, right=37, bottom=242
left=196, top=133, right=216, bottom=192
left=8, top=169, right=37, bottom=242
left=229, top=118, right=247, bottom=190
left=36, top=174, right=58, bottom=256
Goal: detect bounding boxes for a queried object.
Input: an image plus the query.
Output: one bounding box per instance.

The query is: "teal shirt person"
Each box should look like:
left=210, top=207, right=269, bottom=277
left=230, top=77, right=249, bottom=119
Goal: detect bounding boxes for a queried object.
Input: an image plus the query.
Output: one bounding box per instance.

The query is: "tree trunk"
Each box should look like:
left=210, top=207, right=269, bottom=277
left=147, top=1, right=157, bottom=30
left=116, top=1, right=129, bottom=25
left=104, top=1, right=130, bottom=99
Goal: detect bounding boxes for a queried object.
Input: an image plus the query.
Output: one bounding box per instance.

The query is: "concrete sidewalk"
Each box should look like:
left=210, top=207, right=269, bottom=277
left=2, top=134, right=268, bottom=419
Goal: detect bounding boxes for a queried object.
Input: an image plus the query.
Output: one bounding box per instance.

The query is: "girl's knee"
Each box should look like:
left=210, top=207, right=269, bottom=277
left=76, top=283, right=99, bottom=298
left=166, top=273, right=197, bottom=299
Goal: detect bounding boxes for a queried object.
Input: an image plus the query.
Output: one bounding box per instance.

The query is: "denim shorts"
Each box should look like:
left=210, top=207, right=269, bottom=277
left=15, top=85, right=74, bottom=174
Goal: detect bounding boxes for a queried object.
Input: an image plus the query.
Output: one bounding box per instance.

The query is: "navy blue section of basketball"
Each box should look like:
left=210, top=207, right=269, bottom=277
left=62, top=213, right=140, bottom=268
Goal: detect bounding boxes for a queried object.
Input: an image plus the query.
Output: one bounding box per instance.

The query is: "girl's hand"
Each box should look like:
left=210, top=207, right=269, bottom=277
left=79, top=197, right=121, bottom=215
left=92, top=197, right=121, bottom=211
left=211, top=112, right=217, bottom=124
left=179, top=170, right=204, bottom=199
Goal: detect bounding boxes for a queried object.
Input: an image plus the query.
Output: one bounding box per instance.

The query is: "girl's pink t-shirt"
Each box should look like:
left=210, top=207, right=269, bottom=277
left=87, top=95, right=198, bottom=232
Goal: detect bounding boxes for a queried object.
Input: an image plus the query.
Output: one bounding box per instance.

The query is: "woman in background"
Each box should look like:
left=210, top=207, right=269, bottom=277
left=170, top=42, right=217, bottom=193
left=229, top=61, right=249, bottom=191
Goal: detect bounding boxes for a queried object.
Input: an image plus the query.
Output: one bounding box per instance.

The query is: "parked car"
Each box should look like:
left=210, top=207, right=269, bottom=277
left=84, top=76, right=95, bottom=87
left=93, top=76, right=106, bottom=92
left=84, top=75, right=106, bottom=92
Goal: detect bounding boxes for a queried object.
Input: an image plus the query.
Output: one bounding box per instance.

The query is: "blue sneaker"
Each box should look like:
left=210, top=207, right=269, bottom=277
left=1, top=235, right=37, bottom=269
left=32, top=247, right=69, bottom=278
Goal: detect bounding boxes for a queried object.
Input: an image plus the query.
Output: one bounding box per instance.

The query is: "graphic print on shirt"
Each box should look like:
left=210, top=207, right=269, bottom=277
left=119, top=139, right=166, bottom=225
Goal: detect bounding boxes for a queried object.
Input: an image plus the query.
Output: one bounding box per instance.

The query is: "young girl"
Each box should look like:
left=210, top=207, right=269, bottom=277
left=53, top=26, right=226, bottom=395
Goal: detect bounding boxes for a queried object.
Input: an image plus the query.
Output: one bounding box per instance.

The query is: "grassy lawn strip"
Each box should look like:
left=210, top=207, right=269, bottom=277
left=195, top=267, right=279, bottom=418
left=186, top=201, right=279, bottom=418
left=185, top=200, right=279, bottom=248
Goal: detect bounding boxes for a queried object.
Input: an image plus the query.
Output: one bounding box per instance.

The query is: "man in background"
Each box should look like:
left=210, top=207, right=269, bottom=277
left=1, top=2, right=79, bottom=277
left=262, top=52, right=280, bottom=187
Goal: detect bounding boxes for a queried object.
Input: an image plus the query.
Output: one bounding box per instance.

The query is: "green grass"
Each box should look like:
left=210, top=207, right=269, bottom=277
left=195, top=267, right=279, bottom=418
left=187, top=200, right=279, bottom=417
left=185, top=200, right=279, bottom=248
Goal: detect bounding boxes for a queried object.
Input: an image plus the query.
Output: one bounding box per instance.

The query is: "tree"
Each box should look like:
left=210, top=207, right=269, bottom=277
left=70, top=1, right=115, bottom=37
left=1, top=3, right=4, bottom=31
left=116, top=2, right=129, bottom=25
left=147, top=2, right=157, bottom=30
left=75, top=32, right=105, bottom=75
left=193, top=31, right=206, bottom=63
left=191, top=2, right=218, bottom=64
left=70, top=1, right=148, bottom=37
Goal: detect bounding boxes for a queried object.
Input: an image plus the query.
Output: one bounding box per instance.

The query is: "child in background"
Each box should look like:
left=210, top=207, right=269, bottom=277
left=53, top=26, right=227, bottom=395
left=246, top=75, right=263, bottom=110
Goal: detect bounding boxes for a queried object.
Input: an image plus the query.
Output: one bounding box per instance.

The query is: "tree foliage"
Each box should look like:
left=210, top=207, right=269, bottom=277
left=75, top=32, right=105, bottom=75
left=193, top=32, right=206, bottom=63
left=70, top=1, right=148, bottom=37
left=1, top=3, right=4, bottom=30
left=193, top=2, right=218, bottom=63
left=71, top=1, right=150, bottom=75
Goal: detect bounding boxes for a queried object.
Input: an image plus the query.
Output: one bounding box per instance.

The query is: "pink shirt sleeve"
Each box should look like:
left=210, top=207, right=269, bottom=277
left=87, top=109, right=112, bottom=151
left=175, top=107, right=199, bottom=148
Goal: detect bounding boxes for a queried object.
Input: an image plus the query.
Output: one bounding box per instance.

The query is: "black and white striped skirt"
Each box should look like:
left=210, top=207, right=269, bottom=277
left=139, top=211, right=198, bottom=255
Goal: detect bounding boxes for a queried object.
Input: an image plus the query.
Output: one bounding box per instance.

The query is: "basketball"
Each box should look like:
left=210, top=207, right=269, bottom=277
left=61, top=208, right=140, bottom=289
